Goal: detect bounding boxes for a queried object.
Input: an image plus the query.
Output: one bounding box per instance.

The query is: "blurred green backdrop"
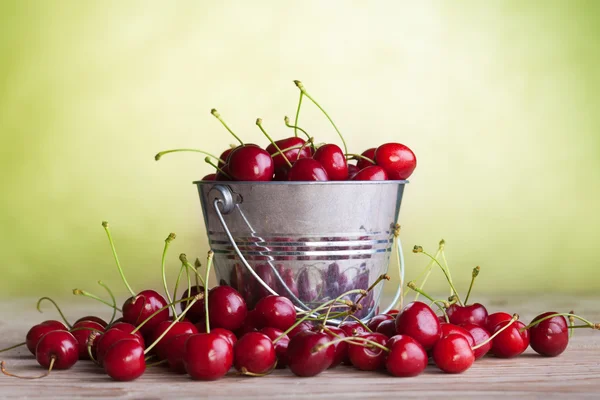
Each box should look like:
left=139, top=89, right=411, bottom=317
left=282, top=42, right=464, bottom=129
left=1, top=0, right=599, bottom=301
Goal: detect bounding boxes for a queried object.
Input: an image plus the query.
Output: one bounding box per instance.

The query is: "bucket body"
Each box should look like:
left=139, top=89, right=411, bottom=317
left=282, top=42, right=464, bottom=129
left=195, top=180, right=407, bottom=320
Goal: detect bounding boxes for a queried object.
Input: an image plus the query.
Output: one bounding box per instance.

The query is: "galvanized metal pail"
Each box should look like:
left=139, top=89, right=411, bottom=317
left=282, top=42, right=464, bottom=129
left=194, top=181, right=407, bottom=323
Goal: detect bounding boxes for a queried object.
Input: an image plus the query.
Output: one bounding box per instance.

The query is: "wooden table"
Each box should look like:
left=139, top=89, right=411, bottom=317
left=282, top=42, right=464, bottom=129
left=1, top=295, right=599, bottom=399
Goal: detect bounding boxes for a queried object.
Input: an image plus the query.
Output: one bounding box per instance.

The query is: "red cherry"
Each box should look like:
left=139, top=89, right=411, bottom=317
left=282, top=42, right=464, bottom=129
left=210, top=328, right=237, bottom=348
left=201, top=173, right=216, bottom=181
left=313, top=144, right=348, bottom=181
left=486, top=312, right=512, bottom=333
left=447, top=303, right=488, bottom=327
left=122, top=290, right=169, bottom=336
left=357, top=148, right=376, bottom=170
left=461, top=323, right=491, bottom=359
left=74, top=316, right=107, bottom=328
left=235, top=309, right=263, bottom=337
left=26, top=320, right=68, bottom=355
left=375, top=320, right=397, bottom=338
left=71, top=320, right=105, bottom=360
left=288, top=158, right=329, bottom=181
left=254, top=296, right=296, bottom=331
left=367, top=314, right=395, bottom=332
left=287, top=330, right=335, bottom=377
left=432, top=334, right=474, bottom=373
left=103, top=339, right=146, bottom=381
left=374, top=142, right=417, bottom=180
left=35, top=330, right=79, bottom=370
left=165, top=333, right=193, bottom=373
left=395, top=301, right=441, bottom=350
left=491, top=320, right=530, bottom=358
left=215, top=164, right=232, bottom=181
left=287, top=321, right=314, bottom=339
left=228, top=146, right=274, bottom=181
left=320, top=326, right=348, bottom=368
left=148, top=320, right=198, bottom=360
left=385, top=335, right=428, bottom=377
left=348, top=333, right=388, bottom=371
left=208, top=286, right=248, bottom=332
left=439, top=323, right=475, bottom=347
left=351, top=165, right=388, bottom=181
left=339, top=321, right=370, bottom=337
left=179, top=285, right=205, bottom=323
left=96, top=326, right=145, bottom=366
left=184, top=333, right=233, bottom=380
left=347, top=164, right=360, bottom=179
left=266, top=137, right=311, bottom=169
left=260, top=327, right=289, bottom=368
left=234, top=332, right=276, bottom=374
left=218, top=148, right=234, bottom=168
left=528, top=312, right=569, bottom=357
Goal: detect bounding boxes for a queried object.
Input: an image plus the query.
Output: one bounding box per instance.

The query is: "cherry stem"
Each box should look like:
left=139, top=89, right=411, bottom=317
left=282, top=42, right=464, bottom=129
left=440, top=241, right=455, bottom=298
left=87, top=332, right=99, bottom=365
left=204, top=251, right=214, bottom=334
left=154, top=149, right=225, bottom=163
left=240, top=360, right=278, bottom=377
left=0, top=342, right=26, bottom=353
left=472, top=314, right=519, bottom=350
left=341, top=314, right=373, bottom=333
left=72, top=289, right=122, bottom=312
left=179, top=254, right=206, bottom=287
left=408, top=243, right=443, bottom=302
left=271, top=143, right=303, bottom=158
left=294, top=80, right=348, bottom=156
left=406, top=282, right=450, bottom=323
left=0, top=357, right=55, bottom=380
left=273, top=289, right=367, bottom=344
left=144, top=294, right=202, bottom=355
left=520, top=313, right=599, bottom=332
left=392, top=226, right=404, bottom=310
left=36, top=297, right=72, bottom=329
left=97, top=280, right=117, bottom=325
left=322, top=290, right=363, bottom=327
left=355, top=274, right=390, bottom=304
left=569, top=310, right=575, bottom=338
left=204, top=157, right=232, bottom=179
left=172, top=262, right=187, bottom=318
left=463, top=266, right=480, bottom=305
left=313, top=335, right=389, bottom=354
left=284, top=116, right=312, bottom=141
left=102, top=221, right=135, bottom=297
left=293, top=91, right=304, bottom=137
left=130, top=296, right=194, bottom=335
left=345, top=153, right=375, bottom=164
left=146, top=359, right=168, bottom=368
left=211, top=108, right=243, bottom=146
left=413, top=246, right=463, bottom=306
left=256, top=118, right=292, bottom=168
left=160, top=233, right=177, bottom=315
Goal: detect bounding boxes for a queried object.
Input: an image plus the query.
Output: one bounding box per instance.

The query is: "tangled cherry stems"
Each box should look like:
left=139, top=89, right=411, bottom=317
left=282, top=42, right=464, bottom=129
left=409, top=240, right=444, bottom=303
left=472, top=314, right=519, bottom=350
left=130, top=295, right=195, bottom=335
left=179, top=254, right=206, bottom=287
left=413, top=245, right=463, bottom=306
left=284, top=116, right=312, bottom=141
left=313, top=335, right=390, bottom=354
left=406, top=281, right=450, bottom=323
left=256, top=118, right=292, bottom=168
left=36, top=297, right=72, bottom=329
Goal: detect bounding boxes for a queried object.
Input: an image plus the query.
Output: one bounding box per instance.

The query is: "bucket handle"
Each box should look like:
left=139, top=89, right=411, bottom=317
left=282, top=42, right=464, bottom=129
left=208, top=184, right=405, bottom=321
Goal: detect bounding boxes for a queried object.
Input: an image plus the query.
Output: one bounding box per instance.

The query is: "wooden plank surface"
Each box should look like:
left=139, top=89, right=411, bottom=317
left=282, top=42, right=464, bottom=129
left=1, top=294, right=599, bottom=399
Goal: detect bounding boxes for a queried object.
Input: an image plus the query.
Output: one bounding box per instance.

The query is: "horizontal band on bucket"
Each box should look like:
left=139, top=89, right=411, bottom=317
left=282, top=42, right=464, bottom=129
left=211, top=247, right=392, bottom=256
left=208, top=238, right=392, bottom=248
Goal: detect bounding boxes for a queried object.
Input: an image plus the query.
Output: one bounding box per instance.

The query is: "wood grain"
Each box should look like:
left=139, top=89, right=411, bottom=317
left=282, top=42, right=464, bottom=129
left=1, top=295, right=599, bottom=399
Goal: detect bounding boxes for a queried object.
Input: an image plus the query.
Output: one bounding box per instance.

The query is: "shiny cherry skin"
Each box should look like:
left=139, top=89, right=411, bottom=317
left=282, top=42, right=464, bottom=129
left=395, top=301, right=442, bottom=350
left=148, top=320, right=198, bottom=360
left=385, top=335, right=428, bottom=377
left=347, top=164, right=360, bottom=179
left=218, top=148, right=234, bottom=168
left=319, top=326, right=348, bottom=368
left=71, top=320, right=105, bottom=360
left=107, top=322, right=145, bottom=343
left=287, top=330, right=335, bottom=377
left=432, top=334, right=474, bottom=373
left=103, top=339, right=146, bottom=381
left=356, top=148, right=376, bottom=170
left=461, top=323, right=491, bottom=359
left=96, top=326, right=145, bottom=366
left=26, top=320, right=68, bottom=355
left=351, top=165, right=388, bottom=181
left=367, top=314, right=395, bottom=332
left=228, top=146, right=274, bottom=181
left=348, top=332, right=388, bottom=371
left=202, top=173, right=216, bottom=181
left=208, top=286, right=248, bottom=332
left=486, top=312, right=512, bottom=333
left=440, top=323, right=475, bottom=347
left=122, top=289, right=169, bottom=336
left=313, top=143, right=348, bottom=181
left=234, top=332, right=276, bottom=374
left=287, top=321, right=314, bottom=339
left=288, top=158, right=329, bottom=181
left=266, top=137, right=311, bottom=169
left=339, top=321, right=370, bottom=337
left=184, top=333, right=233, bottom=380
left=491, top=320, right=530, bottom=358
left=74, top=316, right=107, bottom=328
left=447, top=303, right=488, bottom=327
left=376, top=320, right=397, bottom=338
left=260, top=327, right=289, bottom=368
left=36, top=330, right=79, bottom=370
left=374, top=142, right=417, bottom=180
left=165, top=333, right=193, bottom=374
left=179, top=285, right=206, bottom=323
left=211, top=328, right=237, bottom=348
left=254, top=296, right=296, bottom=331
left=235, top=309, right=262, bottom=337
left=528, top=312, right=569, bottom=357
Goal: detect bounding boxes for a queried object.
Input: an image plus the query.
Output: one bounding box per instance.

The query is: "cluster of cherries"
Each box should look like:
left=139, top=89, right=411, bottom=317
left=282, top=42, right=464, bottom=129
left=155, top=80, right=417, bottom=182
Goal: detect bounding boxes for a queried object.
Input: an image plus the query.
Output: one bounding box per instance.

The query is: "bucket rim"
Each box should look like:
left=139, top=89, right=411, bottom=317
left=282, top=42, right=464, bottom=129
left=193, top=179, right=409, bottom=186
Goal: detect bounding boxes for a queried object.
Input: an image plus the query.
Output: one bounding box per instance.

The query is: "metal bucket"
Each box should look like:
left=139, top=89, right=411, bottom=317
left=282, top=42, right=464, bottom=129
left=194, top=181, right=407, bottom=323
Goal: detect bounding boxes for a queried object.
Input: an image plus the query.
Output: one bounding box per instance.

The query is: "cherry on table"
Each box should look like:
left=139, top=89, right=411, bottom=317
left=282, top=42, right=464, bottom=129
left=234, top=332, right=276, bottom=375
left=122, top=289, right=170, bottom=336
left=208, top=286, right=248, bottom=332
left=287, top=330, right=335, bottom=377
left=74, top=316, right=107, bottom=328
left=367, top=314, right=395, bottom=332
left=376, top=319, right=397, bottom=338
left=103, top=339, right=146, bottom=381
left=148, top=320, right=198, bottom=360
left=339, top=321, right=370, bottom=337
left=179, top=285, right=206, bottom=323
left=96, top=326, right=145, bottom=366
left=288, top=158, right=329, bottom=181
left=35, top=330, right=79, bottom=371
left=490, top=319, right=530, bottom=358
left=461, top=323, right=491, bottom=359
left=528, top=312, right=569, bottom=357
left=320, top=326, right=348, bottom=368
left=395, top=301, right=442, bottom=350
left=348, top=332, right=388, bottom=371
left=351, top=165, right=388, bottom=181
left=374, top=142, right=417, bottom=180
left=287, top=320, right=314, bottom=339
left=385, top=335, right=428, bottom=377
left=447, top=303, right=488, bottom=327
left=71, top=320, right=105, bottom=360
left=165, top=333, right=193, bottom=374
left=260, top=327, right=289, bottom=368
left=25, top=320, right=68, bottom=355
left=439, top=323, right=475, bottom=347
left=254, top=295, right=296, bottom=331
left=313, top=143, right=349, bottom=181
left=486, top=312, right=512, bottom=333
left=184, top=333, right=233, bottom=380
left=432, top=333, right=474, bottom=373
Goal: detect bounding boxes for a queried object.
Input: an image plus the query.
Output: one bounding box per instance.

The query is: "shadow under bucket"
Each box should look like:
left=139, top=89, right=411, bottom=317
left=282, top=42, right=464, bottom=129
left=194, top=180, right=408, bottom=323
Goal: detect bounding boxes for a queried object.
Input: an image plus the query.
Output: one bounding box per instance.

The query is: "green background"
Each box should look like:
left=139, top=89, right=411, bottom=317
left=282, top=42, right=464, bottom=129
left=1, top=1, right=599, bottom=301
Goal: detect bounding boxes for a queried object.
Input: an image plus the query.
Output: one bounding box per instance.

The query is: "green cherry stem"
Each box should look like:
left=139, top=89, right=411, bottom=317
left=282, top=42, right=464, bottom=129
left=194, top=258, right=202, bottom=287
left=569, top=310, right=575, bottom=338
left=284, top=116, right=311, bottom=141
left=102, top=221, right=135, bottom=297
left=520, top=313, right=600, bottom=333
left=322, top=290, right=361, bottom=328
left=413, top=245, right=463, bottom=306
left=270, top=144, right=303, bottom=158
left=355, top=274, right=390, bottom=304
left=293, top=91, right=304, bottom=137
left=179, top=254, right=206, bottom=288
left=440, top=241, right=455, bottom=297
left=256, top=118, right=292, bottom=168
left=204, top=157, right=232, bottom=179
left=294, top=80, right=348, bottom=156
left=406, top=282, right=449, bottom=323
left=341, top=314, right=373, bottom=333
left=154, top=149, right=225, bottom=163
left=313, top=335, right=389, bottom=354
left=345, top=153, right=375, bottom=164
left=408, top=241, right=443, bottom=302
left=130, top=296, right=194, bottom=335
left=204, top=251, right=214, bottom=333
left=72, top=289, right=122, bottom=312
left=172, top=262, right=187, bottom=318
left=160, top=233, right=177, bottom=315
left=211, top=108, right=243, bottom=146
left=463, top=266, right=480, bottom=305
left=97, top=280, right=117, bottom=325
left=36, top=297, right=72, bottom=329
left=0, top=342, right=27, bottom=353
left=472, top=314, right=519, bottom=350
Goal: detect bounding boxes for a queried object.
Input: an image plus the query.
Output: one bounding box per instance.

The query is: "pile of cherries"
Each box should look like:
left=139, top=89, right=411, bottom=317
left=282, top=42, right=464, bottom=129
left=155, top=80, right=417, bottom=182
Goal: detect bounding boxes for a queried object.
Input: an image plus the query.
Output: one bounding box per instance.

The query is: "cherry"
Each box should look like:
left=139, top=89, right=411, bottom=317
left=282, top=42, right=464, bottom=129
left=70, top=320, right=105, bottom=360
left=202, top=173, right=216, bottom=181
left=367, top=314, right=395, bottom=332
left=235, top=309, right=262, bottom=337
left=215, top=164, right=232, bottom=181
left=432, top=334, right=474, bottom=374
left=260, top=327, right=289, bottom=368
left=208, top=286, right=248, bottom=332
left=165, top=333, right=193, bottom=374
left=266, top=137, right=311, bottom=169
left=74, top=316, right=107, bottom=328
left=320, top=326, right=348, bottom=368
left=103, top=339, right=146, bottom=381
left=148, top=320, right=198, bottom=360
left=447, top=303, right=488, bottom=327
left=211, top=328, right=237, bottom=348
left=395, top=301, right=441, bottom=350
left=376, top=320, right=397, bottom=338
left=234, top=332, right=276, bottom=375
left=184, top=333, right=233, bottom=380
left=287, top=330, right=335, bottom=377
left=228, top=146, right=274, bottom=181
left=374, top=142, right=417, bottom=180
left=254, top=295, right=296, bottom=331
left=218, top=148, right=234, bottom=168
left=179, top=285, right=206, bottom=323
left=461, top=323, right=491, bottom=359
left=339, top=321, right=370, bottom=337
left=274, top=167, right=289, bottom=181
left=439, top=323, right=475, bottom=347
left=107, top=322, right=145, bottom=343
left=356, top=148, right=376, bottom=170
left=351, top=165, right=388, bottom=181
left=287, top=320, right=314, bottom=339
left=347, top=164, right=360, bottom=179
left=288, top=158, right=329, bottom=181
left=528, top=312, right=569, bottom=357
left=313, top=144, right=348, bottom=180
left=33, top=330, right=78, bottom=371
left=96, top=326, right=145, bottom=366
left=486, top=312, right=512, bottom=333
left=385, top=335, right=428, bottom=377
left=25, top=320, right=68, bottom=355
left=122, top=290, right=170, bottom=336
left=348, top=333, right=388, bottom=371
left=491, top=319, right=530, bottom=358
